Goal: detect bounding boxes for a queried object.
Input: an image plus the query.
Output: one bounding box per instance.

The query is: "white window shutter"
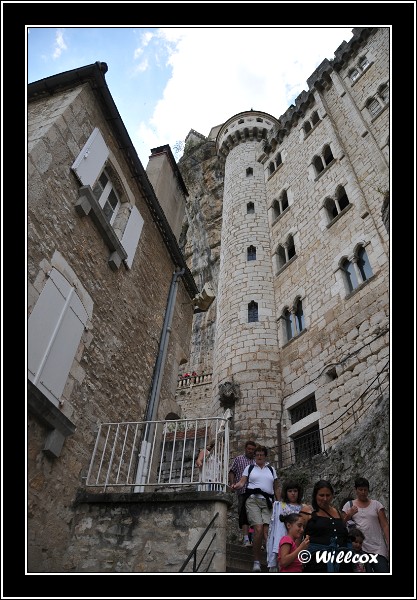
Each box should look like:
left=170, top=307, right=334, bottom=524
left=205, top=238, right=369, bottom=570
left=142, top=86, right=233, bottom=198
left=121, top=205, right=144, bottom=269
left=71, top=127, right=109, bottom=187
left=28, top=269, right=88, bottom=407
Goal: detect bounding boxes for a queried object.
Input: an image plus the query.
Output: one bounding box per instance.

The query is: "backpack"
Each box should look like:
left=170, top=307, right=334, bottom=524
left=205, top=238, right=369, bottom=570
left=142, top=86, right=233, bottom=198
left=248, top=463, right=274, bottom=479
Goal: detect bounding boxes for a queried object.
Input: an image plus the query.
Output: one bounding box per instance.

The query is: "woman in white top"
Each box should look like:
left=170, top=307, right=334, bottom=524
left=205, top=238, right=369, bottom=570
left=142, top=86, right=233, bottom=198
left=342, top=477, right=389, bottom=572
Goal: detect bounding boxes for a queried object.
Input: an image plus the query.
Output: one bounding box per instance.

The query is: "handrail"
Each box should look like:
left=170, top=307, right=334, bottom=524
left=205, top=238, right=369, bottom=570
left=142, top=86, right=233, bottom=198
left=178, top=512, right=219, bottom=572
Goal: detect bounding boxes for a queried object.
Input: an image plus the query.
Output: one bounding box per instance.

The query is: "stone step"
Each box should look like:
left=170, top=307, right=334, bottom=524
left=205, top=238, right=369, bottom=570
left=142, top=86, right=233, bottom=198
left=226, top=542, right=268, bottom=573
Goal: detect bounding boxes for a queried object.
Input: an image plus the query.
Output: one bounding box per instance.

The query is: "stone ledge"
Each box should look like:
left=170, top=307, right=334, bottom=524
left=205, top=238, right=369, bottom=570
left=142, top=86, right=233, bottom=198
left=75, top=489, right=234, bottom=507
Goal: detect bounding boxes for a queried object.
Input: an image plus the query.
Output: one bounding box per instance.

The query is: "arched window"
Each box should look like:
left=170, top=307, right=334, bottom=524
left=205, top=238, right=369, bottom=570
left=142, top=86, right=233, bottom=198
left=359, top=56, right=369, bottom=70
left=246, top=167, right=253, bottom=177
left=349, top=68, right=360, bottom=82
left=247, top=202, right=255, bottom=214
left=311, top=111, right=320, bottom=126
left=336, top=186, right=349, bottom=211
left=367, top=98, right=382, bottom=117
left=304, top=121, right=312, bottom=134
left=284, top=308, right=294, bottom=341
left=379, top=84, right=389, bottom=103
left=313, top=155, right=324, bottom=175
left=295, top=299, right=304, bottom=332
left=341, top=258, right=358, bottom=292
left=248, top=301, right=258, bottom=323
left=281, top=190, right=289, bottom=211
left=277, top=245, right=286, bottom=269
left=272, top=199, right=281, bottom=220
left=247, top=245, right=256, bottom=261
left=324, top=197, right=338, bottom=220
left=287, top=235, right=296, bottom=260
left=269, top=162, right=275, bottom=176
left=357, top=246, right=373, bottom=281
left=275, top=153, right=282, bottom=168
left=323, top=145, right=334, bottom=166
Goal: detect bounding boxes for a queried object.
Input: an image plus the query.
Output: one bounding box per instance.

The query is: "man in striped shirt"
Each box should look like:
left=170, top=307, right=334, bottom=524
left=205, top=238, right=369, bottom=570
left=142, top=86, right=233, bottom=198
left=229, top=440, right=257, bottom=546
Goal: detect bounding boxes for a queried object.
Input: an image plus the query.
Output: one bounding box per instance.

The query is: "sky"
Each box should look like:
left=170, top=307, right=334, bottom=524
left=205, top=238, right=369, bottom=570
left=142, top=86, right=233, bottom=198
left=27, top=26, right=354, bottom=167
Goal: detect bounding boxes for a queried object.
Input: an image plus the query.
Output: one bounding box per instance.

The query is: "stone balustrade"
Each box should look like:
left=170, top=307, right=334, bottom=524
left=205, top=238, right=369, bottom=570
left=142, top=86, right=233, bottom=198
left=177, top=373, right=212, bottom=388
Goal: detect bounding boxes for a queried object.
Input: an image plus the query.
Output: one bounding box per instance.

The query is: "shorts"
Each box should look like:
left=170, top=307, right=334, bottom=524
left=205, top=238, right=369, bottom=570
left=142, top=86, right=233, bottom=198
left=245, top=496, right=272, bottom=526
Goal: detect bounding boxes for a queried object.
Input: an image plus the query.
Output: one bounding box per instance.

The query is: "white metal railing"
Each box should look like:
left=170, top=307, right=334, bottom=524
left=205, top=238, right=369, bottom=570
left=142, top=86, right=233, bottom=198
left=85, top=415, right=230, bottom=492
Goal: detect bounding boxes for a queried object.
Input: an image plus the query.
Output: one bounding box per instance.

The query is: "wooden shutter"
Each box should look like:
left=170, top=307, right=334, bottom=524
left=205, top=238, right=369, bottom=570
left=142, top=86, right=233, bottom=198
left=28, top=269, right=89, bottom=407
left=71, top=127, right=109, bottom=187
left=121, top=205, right=144, bottom=269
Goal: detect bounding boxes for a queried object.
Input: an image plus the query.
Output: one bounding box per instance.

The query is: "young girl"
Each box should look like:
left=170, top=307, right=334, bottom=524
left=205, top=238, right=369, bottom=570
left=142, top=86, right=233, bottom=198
left=278, top=513, right=310, bottom=573
left=348, top=527, right=371, bottom=573
left=267, top=480, right=309, bottom=571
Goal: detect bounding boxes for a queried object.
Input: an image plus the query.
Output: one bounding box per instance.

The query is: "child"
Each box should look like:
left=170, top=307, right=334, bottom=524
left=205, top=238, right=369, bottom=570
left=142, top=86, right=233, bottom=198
left=348, top=527, right=371, bottom=573
left=267, top=479, right=307, bottom=572
left=278, top=513, right=310, bottom=573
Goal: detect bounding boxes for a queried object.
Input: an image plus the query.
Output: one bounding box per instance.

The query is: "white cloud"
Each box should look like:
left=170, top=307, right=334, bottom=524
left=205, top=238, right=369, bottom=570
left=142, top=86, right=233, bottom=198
left=134, top=58, right=149, bottom=74
left=53, top=29, right=67, bottom=59
left=130, top=26, right=353, bottom=164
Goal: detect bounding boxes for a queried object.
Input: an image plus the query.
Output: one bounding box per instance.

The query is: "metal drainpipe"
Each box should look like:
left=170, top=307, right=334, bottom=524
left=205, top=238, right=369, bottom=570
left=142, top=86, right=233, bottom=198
left=135, top=268, right=185, bottom=489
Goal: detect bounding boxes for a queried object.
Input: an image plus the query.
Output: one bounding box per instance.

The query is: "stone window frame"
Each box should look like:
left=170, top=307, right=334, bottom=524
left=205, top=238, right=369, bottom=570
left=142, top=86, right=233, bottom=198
left=273, top=233, right=297, bottom=275
left=302, top=110, right=321, bottom=139
left=348, top=54, right=373, bottom=85
left=337, top=242, right=374, bottom=297
left=312, top=143, right=335, bottom=180
left=247, top=245, right=257, bottom=261
left=248, top=300, right=259, bottom=323
left=270, top=189, right=290, bottom=225
left=279, top=295, right=306, bottom=345
left=323, top=184, right=352, bottom=227
left=364, top=82, right=389, bottom=121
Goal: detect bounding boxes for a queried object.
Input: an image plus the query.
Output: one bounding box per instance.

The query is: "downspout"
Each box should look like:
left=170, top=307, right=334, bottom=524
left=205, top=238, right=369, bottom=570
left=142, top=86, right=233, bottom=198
left=135, top=268, right=185, bottom=489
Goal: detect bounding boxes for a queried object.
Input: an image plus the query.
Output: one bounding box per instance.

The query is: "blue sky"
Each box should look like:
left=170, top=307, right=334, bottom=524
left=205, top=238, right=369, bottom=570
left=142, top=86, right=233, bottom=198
left=27, top=26, right=354, bottom=166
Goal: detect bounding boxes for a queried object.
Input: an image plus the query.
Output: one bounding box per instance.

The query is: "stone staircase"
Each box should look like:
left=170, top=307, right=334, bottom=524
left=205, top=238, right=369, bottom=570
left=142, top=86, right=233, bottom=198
left=225, top=542, right=268, bottom=573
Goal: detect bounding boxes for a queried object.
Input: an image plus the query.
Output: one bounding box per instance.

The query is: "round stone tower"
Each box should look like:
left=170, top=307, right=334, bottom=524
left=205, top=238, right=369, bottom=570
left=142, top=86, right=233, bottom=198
left=213, top=110, right=282, bottom=454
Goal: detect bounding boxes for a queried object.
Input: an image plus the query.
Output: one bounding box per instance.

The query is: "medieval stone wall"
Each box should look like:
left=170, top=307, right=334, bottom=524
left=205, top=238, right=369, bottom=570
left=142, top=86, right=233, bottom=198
left=27, top=83, right=194, bottom=572
left=177, top=27, right=389, bottom=468
left=61, top=492, right=231, bottom=573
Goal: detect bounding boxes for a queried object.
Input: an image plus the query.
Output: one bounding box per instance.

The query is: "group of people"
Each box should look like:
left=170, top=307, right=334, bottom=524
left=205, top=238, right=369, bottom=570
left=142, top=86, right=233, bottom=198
left=227, top=441, right=390, bottom=573
left=179, top=371, right=199, bottom=380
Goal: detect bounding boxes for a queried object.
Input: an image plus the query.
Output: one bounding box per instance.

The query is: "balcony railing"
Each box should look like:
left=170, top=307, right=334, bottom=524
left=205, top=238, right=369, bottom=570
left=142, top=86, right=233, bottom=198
left=84, top=415, right=230, bottom=492
left=177, top=372, right=212, bottom=389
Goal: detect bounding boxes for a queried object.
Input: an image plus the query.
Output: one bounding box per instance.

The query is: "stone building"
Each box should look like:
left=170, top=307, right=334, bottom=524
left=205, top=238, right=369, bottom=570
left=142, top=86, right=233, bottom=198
left=26, top=26, right=390, bottom=573
left=27, top=61, right=204, bottom=571
left=177, top=26, right=389, bottom=491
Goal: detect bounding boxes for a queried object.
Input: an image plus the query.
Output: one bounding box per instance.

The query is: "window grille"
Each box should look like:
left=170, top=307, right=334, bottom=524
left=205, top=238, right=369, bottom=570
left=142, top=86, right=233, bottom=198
left=293, top=425, right=321, bottom=462
left=289, top=394, right=317, bottom=424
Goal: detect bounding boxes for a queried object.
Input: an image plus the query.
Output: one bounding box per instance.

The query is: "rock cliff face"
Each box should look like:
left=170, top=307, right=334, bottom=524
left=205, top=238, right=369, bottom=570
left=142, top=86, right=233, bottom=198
left=178, top=137, right=224, bottom=376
